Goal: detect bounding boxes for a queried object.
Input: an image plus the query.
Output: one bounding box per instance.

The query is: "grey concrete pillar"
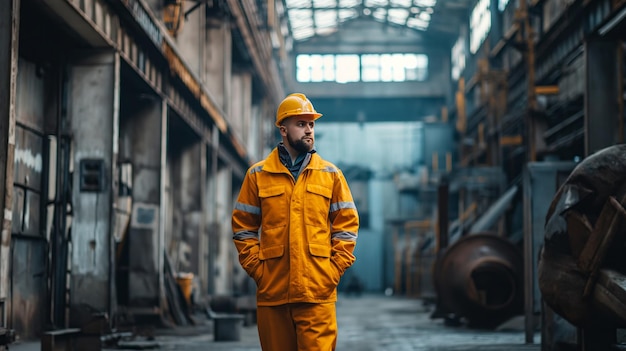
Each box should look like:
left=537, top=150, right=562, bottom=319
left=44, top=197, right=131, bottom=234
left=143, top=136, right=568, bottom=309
left=120, top=96, right=166, bottom=308
left=230, top=70, right=253, bottom=147
left=178, top=141, right=204, bottom=280
left=204, top=17, right=232, bottom=114
left=213, top=165, right=233, bottom=295
left=68, top=51, right=120, bottom=321
left=584, top=39, right=623, bottom=155
left=206, top=139, right=218, bottom=295
left=175, top=2, right=204, bottom=75
left=249, top=104, right=262, bottom=161
left=0, top=0, right=19, bottom=332
left=198, top=144, right=208, bottom=296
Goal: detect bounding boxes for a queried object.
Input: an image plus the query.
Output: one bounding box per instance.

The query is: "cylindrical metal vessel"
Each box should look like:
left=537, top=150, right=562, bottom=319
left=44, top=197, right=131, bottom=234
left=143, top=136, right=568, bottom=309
left=433, top=233, right=524, bottom=328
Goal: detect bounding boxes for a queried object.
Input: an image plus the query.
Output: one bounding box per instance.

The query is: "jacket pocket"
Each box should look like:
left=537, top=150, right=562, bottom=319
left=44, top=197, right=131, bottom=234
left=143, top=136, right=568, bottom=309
left=259, top=245, right=285, bottom=260
left=308, top=243, right=340, bottom=299
left=305, top=184, right=332, bottom=228
left=259, top=185, right=287, bottom=229
left=257, top=245, right=288, bottom=301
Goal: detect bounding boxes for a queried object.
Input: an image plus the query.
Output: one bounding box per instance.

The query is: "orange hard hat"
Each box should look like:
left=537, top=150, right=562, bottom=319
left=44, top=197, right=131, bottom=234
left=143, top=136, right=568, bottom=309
left=275, top=93, right=322, bottom=127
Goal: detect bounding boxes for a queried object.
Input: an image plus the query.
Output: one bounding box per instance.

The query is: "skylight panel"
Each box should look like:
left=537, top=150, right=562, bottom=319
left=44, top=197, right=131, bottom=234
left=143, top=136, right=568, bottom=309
left=286, top=0, right=436, bottom=41
left=365, top=0, right=389, bottom=7
left=289, top=9, right=315, bottom=40
left=388, top=8, right=409, bottom=24
left=292, top=27, right=315, bottom=40
left=372, top=8, right=387, bottom=20
left=414, top=0, right=436, bottom=7
left=391, top=0, right=412, bottom=6
left=288, top=9, right=314, bottom=21
left=338, top=9, right=358, bottom=21
left=316, top=27, right=337, bottom=36
left=315, top=10, right=338, bottom=28
left=286, top=0, right=312, bottom=8
left=313, top=0, right=337, bottom=8
left=339, top=0, right=360, bottom=6
left=407, top=17, right=429, bottom=29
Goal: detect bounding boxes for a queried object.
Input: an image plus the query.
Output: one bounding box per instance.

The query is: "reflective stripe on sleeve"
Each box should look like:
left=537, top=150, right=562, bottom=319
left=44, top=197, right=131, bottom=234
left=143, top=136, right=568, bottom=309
left=233, top=230, right=259, bottom=240
left=330, top=201, right=356, bottom=213
left=234, top=202, right=261, bottom=215
left=250, top=166, right=263, bottom=174
left=332, top=231, right=357, bottom=241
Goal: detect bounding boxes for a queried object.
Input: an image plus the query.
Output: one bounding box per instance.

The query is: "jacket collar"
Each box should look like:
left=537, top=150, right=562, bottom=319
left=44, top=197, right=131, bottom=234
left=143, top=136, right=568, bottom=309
left=263, top=144, right=323, bottom=173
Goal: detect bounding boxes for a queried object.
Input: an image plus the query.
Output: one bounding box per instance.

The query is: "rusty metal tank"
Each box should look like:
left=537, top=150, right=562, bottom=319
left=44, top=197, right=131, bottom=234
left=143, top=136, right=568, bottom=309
left=433, top=233, right=524, bottom=328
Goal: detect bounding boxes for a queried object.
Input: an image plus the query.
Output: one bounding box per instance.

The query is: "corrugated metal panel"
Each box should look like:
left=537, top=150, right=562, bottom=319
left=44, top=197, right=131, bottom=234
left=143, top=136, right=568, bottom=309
left=23, top=191, right=41, bottom=236
left=11, top=238, right=47, bottom=340
left=11, top=58, right=49, bottom=341
left=15, top=59, right=44, bottom=132
left=11, top=187, right=24, bottom=234
left=14, top=127, right=43, bottom=192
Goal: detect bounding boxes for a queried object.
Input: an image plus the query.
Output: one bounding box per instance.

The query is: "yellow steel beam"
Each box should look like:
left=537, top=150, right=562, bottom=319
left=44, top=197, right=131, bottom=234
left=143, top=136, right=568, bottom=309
left=500, top=135, right=523, bottom=146
left=535, top=85, right=560, bottom=95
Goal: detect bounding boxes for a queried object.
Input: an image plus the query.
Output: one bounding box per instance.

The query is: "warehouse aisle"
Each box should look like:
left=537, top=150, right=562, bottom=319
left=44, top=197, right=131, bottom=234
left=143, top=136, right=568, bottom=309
left=135, top=294, right=538, bottom=351
left=9, top=294, right=539, bottom=351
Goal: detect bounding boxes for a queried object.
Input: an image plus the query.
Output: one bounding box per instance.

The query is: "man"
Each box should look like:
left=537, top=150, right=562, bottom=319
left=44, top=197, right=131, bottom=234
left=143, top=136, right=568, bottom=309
left=231, top=93, right=359, bottom=351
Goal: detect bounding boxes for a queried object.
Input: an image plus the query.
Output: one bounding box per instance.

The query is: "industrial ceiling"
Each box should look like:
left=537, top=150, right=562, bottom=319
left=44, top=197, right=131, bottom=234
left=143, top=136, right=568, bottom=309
left=283, top=0, right=471, bottom=42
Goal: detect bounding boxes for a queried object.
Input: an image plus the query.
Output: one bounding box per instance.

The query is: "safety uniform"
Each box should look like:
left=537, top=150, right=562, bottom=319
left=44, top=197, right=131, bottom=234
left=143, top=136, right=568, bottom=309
left=232, top=144, right=359, bottom=350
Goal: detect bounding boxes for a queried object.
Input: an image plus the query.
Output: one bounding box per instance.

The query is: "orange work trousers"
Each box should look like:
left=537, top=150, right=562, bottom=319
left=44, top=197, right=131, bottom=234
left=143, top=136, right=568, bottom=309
left=257, top=302, right=337, bottom=351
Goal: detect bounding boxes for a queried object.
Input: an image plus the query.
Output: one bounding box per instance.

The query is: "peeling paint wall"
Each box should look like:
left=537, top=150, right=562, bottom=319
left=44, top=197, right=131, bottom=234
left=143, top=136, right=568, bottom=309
left=119, top=94, right=165, bottom=307
left=68, top=52, right=119, bottom=320
left=12, top=58, right=47, bottom=340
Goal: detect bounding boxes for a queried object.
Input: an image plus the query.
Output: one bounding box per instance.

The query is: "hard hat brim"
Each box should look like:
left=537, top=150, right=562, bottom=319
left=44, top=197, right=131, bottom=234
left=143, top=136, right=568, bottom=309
left=275, top=112, right=323, bottom=127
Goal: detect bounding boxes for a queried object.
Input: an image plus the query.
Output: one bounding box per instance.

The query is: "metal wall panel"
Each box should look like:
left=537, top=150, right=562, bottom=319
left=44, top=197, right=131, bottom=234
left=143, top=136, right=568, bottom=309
left=10, top=58, right=48, bottom=341
left=523, top=161, right=576, bottom=342
left=11, top=238, right=47, bottom=340
left=23, top=191, right=41, bottom=236
left=11, top=187, right=24, bottom=234
left=15, top=59, right=45, bottom=131
left=14, top=127, right=43, bottom=193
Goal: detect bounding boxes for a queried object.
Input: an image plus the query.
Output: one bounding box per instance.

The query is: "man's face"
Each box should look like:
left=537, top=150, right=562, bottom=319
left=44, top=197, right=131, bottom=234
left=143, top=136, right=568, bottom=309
left=281, top=115, right=315, bottom=154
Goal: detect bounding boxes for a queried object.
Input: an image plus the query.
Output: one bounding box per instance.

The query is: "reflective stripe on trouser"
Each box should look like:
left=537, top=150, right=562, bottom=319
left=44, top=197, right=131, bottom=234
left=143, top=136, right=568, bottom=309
left=257, top=302, right=337, bottom=351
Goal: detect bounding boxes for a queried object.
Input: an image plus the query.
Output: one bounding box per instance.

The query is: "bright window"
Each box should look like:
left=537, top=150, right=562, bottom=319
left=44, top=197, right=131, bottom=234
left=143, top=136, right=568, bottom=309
left=498, top=0, right=510, bottom=11
left=469, top=0, right=491, bottom=54
left=451, top=36, right=466, bottom=81
left=296, top=53, right=428, bottom=82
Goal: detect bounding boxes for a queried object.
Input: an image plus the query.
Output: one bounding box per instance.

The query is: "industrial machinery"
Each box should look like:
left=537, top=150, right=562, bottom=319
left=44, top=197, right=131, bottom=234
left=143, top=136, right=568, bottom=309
left=432, top=233, right=524, bottom=328
left=539, top=144, right=626, bottom=349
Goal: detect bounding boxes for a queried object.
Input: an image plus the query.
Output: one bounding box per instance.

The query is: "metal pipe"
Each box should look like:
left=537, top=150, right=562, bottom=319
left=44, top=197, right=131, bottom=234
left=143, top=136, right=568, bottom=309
left=469, top=185, right=518, bottom=234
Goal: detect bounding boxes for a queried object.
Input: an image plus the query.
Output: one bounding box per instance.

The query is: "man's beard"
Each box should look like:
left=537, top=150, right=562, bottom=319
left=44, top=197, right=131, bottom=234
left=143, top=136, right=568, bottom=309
left=287, top=133, right=313, bottom=154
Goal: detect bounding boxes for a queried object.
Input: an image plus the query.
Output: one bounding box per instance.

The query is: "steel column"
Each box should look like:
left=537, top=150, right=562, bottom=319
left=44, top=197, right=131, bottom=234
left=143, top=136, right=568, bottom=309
left=584, top=39, right=623, bottom=155
left=0, top=0, right=19, bottom=337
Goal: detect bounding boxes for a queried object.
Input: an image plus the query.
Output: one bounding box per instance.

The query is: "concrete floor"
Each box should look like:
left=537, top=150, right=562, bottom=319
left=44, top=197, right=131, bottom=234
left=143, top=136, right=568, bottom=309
left=9, top=294, right=540, bottom=351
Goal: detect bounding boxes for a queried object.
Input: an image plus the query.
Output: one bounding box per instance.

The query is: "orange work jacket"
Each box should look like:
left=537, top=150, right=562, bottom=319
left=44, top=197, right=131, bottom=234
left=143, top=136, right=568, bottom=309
left=232, top=148, right=359, bottom=306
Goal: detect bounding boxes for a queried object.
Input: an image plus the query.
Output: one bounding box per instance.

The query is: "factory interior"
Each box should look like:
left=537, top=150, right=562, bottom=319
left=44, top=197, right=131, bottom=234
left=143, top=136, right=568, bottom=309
left=1, top=0, right=626, bottom=349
